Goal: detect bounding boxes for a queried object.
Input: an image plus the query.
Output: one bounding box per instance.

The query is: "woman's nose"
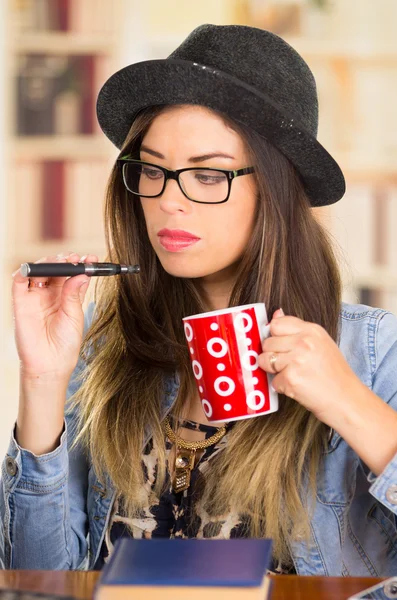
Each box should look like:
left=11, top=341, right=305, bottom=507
left=159, top=178, right=192, bottom=214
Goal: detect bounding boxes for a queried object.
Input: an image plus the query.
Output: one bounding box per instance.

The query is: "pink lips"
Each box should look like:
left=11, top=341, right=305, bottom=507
left=157, top=228, right=201, bottom=252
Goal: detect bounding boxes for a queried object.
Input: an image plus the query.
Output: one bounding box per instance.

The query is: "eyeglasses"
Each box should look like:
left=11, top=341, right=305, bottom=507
left=117, top=157, right=255, bottom=204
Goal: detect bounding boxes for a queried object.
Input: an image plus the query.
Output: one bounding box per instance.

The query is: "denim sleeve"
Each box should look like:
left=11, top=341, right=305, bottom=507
left=0, top=302, right=95, bottom=569
left=367, top=311, right=397, bottom=515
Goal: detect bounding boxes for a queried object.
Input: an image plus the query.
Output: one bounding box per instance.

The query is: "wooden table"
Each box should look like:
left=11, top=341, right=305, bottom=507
left=0, top=571, right=385, bottom=600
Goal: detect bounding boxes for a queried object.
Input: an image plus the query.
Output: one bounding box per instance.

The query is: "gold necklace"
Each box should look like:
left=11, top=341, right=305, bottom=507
left=163, top=416, right=227, bottom=493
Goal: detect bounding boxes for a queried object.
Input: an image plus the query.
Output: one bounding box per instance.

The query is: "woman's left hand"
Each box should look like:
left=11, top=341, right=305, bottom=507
left=259, top=308, right=362, bottom=426
left=259, top=309, right=397, bottom=475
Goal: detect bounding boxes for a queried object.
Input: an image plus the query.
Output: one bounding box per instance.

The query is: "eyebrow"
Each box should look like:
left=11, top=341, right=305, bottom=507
left=140, top=145, right=235, bottom=163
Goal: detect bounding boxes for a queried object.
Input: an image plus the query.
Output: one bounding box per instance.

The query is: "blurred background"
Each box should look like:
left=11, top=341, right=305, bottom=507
left=0, top=0, right=396, bottom=454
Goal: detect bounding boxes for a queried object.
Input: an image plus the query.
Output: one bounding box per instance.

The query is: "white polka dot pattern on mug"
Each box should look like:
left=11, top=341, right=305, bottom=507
left=184, top=322, right=194, bottom=342
left=233, top=312, right=253, bottom=333
left=207, top=337, right=228, bottom=358
left=192, top=360, right=203, bottom=380
left=246, top=390, right=266, bottom=411
left=241, top=350, right=259, bottom=371
left=202, top=399, right=213, bottom=418
left=214, top=376, right=235, bottom=397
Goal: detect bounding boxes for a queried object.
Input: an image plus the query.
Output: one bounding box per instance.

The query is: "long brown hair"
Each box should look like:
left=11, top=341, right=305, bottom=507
left=70, top=104, right=342, bottom=565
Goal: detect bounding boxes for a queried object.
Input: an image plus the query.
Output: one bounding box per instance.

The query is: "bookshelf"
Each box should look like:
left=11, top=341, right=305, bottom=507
left=3, top=0, right=397, bottom=321
left=0, top=0, right=245, bottom=456
left=5, top=0, right=123, bottom=308
left=0, top=0, right=125, bottom=454
left=1, top=0, right=396, bottom=451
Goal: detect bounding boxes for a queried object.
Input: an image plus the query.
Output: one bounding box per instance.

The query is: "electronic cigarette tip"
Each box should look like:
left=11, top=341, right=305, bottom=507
left=127, top=264, right=140, bottom=274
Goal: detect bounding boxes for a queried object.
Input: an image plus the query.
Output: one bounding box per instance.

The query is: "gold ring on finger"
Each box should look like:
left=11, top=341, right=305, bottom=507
left=28, top=279, right=50, bottom=289
left=269, top=353, right=279, bottom=372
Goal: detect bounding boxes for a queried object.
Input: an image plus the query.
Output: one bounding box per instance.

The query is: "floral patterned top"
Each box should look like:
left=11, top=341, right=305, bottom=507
left=95, top=416, right=295, bottom=574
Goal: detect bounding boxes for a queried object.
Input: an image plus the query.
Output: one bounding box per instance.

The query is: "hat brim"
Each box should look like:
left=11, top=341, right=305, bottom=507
left=96, top=59, right=345, bottom=207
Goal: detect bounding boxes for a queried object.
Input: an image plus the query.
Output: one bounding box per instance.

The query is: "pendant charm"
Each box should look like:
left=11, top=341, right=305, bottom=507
left=172, top=447, right=196, bottom=493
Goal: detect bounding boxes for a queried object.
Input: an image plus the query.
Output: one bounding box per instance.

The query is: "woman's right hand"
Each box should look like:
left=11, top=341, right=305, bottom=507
left=12, top=252, right=98, bottom=382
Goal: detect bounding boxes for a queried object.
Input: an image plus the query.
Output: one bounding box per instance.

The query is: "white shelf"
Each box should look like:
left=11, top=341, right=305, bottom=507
left=10, top=32, right=117, bottom=55
left=11, top=135, right=117, bottom=160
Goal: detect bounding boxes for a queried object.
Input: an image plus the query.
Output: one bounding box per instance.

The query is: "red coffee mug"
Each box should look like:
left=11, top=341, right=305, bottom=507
left=183, top=303, right=278, bottom=423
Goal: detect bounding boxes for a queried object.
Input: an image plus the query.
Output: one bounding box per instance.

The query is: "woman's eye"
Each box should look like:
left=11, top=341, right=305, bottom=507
left=142, top=168, right=162, bottom=179
left=195, top=173, right=224, bottom=185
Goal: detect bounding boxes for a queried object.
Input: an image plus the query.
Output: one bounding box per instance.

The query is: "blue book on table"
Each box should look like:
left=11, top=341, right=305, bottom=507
left=95, top=538, right=273, bottom=600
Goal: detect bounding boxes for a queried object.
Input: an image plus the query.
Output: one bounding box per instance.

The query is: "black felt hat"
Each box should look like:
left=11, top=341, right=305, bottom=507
left=96, top=23, right=346, bottom=207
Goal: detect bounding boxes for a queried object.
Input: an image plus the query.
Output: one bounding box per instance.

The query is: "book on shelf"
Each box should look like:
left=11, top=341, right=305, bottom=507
left=12, top=158, right=108, bottom=249
left=95, top=538, right=273, bottom=600
left=17, top=54, right=96, bottom=136
left=41, top=160, right=65, bottom=240
left=357, top=287, right=397, bottom=315
left=12, top=0, right=69, bottom=32
left=12, top=0, right=119, bottom=34
left=79, top=55, right=95, bottom=134
left=358, top=287, right=382, bottom=309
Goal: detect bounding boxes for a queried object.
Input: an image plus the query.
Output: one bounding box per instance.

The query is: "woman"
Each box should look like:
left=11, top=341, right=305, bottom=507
left=2, top=24, right=397, bottom=575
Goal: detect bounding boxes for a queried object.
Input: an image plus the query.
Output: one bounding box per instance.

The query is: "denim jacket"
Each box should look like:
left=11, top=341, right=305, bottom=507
left=1, top=301, right=397, bottom=575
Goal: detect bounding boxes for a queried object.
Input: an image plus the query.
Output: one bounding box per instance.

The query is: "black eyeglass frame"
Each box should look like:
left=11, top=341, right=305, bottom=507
left=116, top=157, right=255, bottom=204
